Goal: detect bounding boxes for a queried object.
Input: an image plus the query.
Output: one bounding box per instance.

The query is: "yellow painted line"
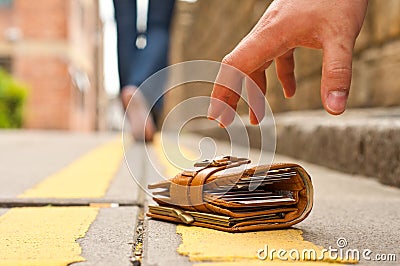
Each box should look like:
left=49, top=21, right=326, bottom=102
left=0, top=206, right=98, bottom=266
left=19, top=137, right=123, bottom=198
left=153, top=134, right=197, bottom=177
left=153, top=134, right=351, bottom=265
left=177, top=226, right=346, bottom=265
left=193, top=261, right=335, bottom=266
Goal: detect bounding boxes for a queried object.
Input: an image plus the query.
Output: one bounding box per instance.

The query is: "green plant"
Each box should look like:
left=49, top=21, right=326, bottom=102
left=0, top=68, right=28, bottom=128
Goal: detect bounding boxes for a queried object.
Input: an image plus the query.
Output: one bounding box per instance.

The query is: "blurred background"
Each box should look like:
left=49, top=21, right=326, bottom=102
left=0, top=0, right=399, bottom=131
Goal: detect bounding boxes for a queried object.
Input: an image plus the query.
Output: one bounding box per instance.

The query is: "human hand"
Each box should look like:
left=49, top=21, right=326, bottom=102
left=208, top=0, right=368, bottom=126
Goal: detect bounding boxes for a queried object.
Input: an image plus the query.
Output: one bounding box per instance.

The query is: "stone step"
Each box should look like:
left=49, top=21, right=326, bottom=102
left=190, top=107, right=400, bottom=187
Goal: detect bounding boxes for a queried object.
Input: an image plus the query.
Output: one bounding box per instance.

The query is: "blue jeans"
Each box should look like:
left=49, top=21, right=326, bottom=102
left=113, top=0, right=175, bottom=121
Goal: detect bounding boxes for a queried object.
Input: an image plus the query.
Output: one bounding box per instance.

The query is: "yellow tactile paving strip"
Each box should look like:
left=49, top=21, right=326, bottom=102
left=19, top=137, right=123, bottom=198
left=0, top=207, right=98, bottom=266
left=153, top=134, right=349, bottom=265
left=0, top=136, right=123, bottom=265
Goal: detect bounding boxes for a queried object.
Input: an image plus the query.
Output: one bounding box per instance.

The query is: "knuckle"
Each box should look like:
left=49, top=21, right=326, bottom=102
left=324, top=63, right=352, bottom=79
left=222, top=54, right=235, bottom=66
left=252, top=94, right=267, bottom=101
left=210, top=88, right=222, bottom=98
left=212, top=85, right=233, bottom=99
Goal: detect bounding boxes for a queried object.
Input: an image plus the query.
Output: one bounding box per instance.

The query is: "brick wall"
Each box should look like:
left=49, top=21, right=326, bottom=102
left=0, top=0, right=104, bottom=130
left=14, top=0, right=68, bottom=40
left=169, top=0, right=400, bottom=114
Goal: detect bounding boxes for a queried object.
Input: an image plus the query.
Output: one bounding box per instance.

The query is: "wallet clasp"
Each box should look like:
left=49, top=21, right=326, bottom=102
left=172, top=208, right=194, bottom=224
left=194, top=156, right=250, bottom=168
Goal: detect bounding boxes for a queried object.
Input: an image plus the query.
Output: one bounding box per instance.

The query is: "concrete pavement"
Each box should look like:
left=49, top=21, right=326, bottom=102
left=77, top=207, right=140, bottom=266
left=142, top=133, right=400, bottom=266
left=0, top=129, right=399, bottom=265
left=0, top=130, right=142, bottom=265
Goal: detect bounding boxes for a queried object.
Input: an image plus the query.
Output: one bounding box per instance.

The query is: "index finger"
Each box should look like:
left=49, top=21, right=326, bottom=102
left=208, top=63, right=243, bottom=121
left=208, top=14, right=289, bottom=122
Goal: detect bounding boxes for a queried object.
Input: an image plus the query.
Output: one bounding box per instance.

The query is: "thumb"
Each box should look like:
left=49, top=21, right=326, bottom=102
left=321, top=42, right=354, bottom=115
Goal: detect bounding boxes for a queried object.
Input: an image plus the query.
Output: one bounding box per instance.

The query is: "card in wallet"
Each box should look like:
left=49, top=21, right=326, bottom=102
left=147, top=156, right=313, bottom=232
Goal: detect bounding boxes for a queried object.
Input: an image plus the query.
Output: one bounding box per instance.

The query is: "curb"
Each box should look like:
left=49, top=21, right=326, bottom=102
left=190, top=108, right=400, bottom=187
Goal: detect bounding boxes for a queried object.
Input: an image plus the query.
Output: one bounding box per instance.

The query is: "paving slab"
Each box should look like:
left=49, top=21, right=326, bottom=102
left=117, top=142, right=150, bottom=205
left=104, top=143, right=147, bottom=205
left=74, top=207, right=140, bottom=266
left=0, top=130, right=118, bottom=199
left=0, top=130, right=144, bottom=206
left=143, top=218, right=192, bottom=266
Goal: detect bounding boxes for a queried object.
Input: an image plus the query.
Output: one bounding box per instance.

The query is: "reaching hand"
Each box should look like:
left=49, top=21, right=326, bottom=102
left=208, top=0, right=368, bottom=126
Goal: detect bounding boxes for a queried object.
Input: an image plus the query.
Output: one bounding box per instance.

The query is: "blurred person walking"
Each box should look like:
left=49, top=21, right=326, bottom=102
left=113, top=0, right=175, bottom=141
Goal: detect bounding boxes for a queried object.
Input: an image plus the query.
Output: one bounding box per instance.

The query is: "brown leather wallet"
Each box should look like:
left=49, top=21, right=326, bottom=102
left=147, top=156, right=313, bottom=232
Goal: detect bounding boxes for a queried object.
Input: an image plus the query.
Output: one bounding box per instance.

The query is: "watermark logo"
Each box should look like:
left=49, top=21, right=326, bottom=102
left=257, top=237, right=397, bottom=263
left=336, top=237, right=347, bottom=249
left=122, top=60, right=277, bottom=200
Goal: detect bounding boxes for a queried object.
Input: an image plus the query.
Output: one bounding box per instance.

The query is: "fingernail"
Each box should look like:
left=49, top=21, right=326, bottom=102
left=250, top=116, right=259, bottom=125
left=207, top=110, right=215, bottom=120
left=283, top=89, right=290, bottom=99
left=326, top=90, right=348, bottom=114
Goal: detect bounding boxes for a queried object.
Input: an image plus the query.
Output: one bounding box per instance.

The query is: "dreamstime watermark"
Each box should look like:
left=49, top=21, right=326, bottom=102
left=122, top=60, right=277, bottom=199
left=257, top=237, right=397, bottom=262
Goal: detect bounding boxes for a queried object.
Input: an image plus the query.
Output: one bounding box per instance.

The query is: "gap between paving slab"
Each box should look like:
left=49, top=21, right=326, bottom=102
left=141, top=138, right=193, bottom=266
left=70, top=142, right=151, bottom=265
